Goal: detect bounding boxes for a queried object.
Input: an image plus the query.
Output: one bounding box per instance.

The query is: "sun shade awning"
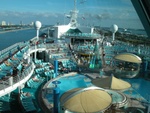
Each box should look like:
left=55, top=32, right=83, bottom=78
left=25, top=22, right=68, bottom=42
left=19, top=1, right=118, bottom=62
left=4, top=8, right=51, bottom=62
left=60, top=87, right=112, bottom=113
left=114, top=53, right=142, bottom=63
left=92, top=76, right=131, bottom=90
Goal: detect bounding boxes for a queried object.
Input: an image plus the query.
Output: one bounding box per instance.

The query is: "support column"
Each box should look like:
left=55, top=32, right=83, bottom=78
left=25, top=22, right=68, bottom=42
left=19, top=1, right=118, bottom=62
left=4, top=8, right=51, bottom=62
left=45, top=50, right=49, bottom=62
left=27, top=55, right=31, bottom=64
left=34, top=48, right=37, bottom=61
left=53, top=86, right=60, bottom=113
left=54, top=60, right=58, bottom=78
left=9, top=77, right=13, bottom=86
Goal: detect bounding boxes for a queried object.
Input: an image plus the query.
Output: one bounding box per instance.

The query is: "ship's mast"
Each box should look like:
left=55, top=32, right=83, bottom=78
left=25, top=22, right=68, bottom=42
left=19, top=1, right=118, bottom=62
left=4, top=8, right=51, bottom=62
left=74, top=0, right=76, bottom=10
left=69, top=0, right=79, bottom=28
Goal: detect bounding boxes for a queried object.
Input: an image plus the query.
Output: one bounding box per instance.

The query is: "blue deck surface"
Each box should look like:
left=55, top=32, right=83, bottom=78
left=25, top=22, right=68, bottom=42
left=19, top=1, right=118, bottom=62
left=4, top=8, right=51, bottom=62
left=124, top=78, right=150, bottom=102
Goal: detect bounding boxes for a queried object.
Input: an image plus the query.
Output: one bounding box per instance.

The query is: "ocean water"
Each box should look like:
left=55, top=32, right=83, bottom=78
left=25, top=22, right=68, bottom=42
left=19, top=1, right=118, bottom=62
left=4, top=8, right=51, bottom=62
left=0, top=28, right=44, bottom=51
left=118, top=28, right=147, bottom=36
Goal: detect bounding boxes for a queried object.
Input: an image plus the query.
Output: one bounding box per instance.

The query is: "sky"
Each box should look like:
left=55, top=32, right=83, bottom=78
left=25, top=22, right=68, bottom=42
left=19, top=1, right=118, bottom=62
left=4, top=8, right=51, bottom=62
left=0, top=0, right=144, bottom=29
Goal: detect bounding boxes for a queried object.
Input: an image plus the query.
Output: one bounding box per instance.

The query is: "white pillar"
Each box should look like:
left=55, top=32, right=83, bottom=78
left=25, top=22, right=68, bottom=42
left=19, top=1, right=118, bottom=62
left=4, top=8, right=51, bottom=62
left=37, top=29, right=39, bottom=39
left=9, top=77, right=13, bottom=86
left=112, top=32, right=115, bottom=41
left=34, top=21, right=42, bottom=61
left=45, top=50, right=49, bottom=62
left=28, top=55, right=31, bottom=63
left=34, top=49, right=37, bottom=61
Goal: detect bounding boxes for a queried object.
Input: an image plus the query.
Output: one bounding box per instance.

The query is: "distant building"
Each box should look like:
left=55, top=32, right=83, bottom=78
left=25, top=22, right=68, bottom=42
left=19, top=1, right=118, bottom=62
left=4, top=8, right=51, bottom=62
left=7, top=22, right=14, bottom=26
left=1, top=21, right=6, bottom=26
left=20, top=21, right=23, bottom=26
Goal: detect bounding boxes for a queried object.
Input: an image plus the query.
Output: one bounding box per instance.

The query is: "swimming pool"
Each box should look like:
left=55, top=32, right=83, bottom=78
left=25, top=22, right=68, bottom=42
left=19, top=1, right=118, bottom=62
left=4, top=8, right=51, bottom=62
left=48, top=74, right=92, bottom=96
left=43, top=73, right=150, bottom=113
left=45, top=74, right=92, bottom=103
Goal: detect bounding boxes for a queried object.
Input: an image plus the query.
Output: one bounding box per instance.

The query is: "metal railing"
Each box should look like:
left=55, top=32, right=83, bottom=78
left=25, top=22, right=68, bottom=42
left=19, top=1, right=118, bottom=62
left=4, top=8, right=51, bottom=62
left=0, top=62, right=35, bottom=91
left=0, top=42, right=27, bottom=63
left=63, top=33, right=101, bottom=38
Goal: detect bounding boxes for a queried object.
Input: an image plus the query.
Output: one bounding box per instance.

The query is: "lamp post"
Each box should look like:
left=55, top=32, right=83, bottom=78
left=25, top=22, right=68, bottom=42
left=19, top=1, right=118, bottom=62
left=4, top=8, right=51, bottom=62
left=34, top=21, right=42, bottom=61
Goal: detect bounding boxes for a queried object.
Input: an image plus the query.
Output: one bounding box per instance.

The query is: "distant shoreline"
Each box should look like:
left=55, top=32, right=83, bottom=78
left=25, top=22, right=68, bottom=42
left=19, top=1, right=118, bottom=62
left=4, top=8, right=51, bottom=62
left=0, top=28, right=33, bottom=34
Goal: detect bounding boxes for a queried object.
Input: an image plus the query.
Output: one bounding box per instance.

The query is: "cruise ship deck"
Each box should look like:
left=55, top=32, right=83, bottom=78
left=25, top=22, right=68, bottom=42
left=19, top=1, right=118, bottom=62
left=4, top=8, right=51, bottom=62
left=0, top=0, right=150, bottom=113
left=0, top=30, right=150, bottom=113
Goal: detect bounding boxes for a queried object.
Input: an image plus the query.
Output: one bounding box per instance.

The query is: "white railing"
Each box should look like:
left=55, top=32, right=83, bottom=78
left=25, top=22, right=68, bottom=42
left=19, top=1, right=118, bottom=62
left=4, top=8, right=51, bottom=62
left=63, top=33, right=101, bottom=38
left=0, top=42, right=27, bottom=63
left=0, top=40, right=70, bottom=97
left=25, top=43, right=69, bottom=55
left=0, top=62, right=35, bottom=96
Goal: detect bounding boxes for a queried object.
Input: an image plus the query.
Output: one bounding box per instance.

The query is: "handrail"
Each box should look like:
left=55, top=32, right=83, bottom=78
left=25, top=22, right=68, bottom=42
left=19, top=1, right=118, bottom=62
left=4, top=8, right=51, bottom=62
left=0, top=62, right=35, bottom=95
left=63, top=33, right=101, bottom=38
left=24, top=43, right=69, bottom=57
left=0, top=42, right=26, bottom=55
left=0, top=42, right=27, bottom=63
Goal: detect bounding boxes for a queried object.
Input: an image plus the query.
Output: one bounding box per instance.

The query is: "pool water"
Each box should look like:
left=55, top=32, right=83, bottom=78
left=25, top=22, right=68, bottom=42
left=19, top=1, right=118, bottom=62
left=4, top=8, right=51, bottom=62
left=46, top=74, right=150, bottom=104
left=48, top=74, right=92, bottom=96
left=108, top=90, right=125, bottom=103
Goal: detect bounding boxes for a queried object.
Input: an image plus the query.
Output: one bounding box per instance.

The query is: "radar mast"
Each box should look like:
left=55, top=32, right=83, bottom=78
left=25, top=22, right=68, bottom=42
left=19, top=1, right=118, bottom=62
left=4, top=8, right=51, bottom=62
left=69, top=0, right=79, bottom=28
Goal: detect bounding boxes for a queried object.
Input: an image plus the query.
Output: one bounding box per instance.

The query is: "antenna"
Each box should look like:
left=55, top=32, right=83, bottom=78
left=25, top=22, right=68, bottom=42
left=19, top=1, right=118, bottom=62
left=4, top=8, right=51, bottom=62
left=68, top=0, right=79, bottom=27
left=74, top=0, right=76, bottom=10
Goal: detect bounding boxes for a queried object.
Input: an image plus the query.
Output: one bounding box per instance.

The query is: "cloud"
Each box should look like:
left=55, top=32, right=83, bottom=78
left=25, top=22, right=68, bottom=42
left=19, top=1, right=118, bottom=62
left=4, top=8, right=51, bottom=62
left=78, top=11, right=111, bottom=21
left=96, top=13, right=111, bottom=20
left=0, top=8, right=143, bottom=29
left=0, top=11, right=65, bottom=25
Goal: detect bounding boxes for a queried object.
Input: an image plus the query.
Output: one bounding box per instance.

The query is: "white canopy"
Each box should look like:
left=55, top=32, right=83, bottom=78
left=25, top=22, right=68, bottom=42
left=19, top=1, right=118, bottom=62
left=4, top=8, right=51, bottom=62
left=60, top=87, right=112, bottom=113
left=92, top=76, right=131, bottom=90
left=114, top=53, right=142, bottom=63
